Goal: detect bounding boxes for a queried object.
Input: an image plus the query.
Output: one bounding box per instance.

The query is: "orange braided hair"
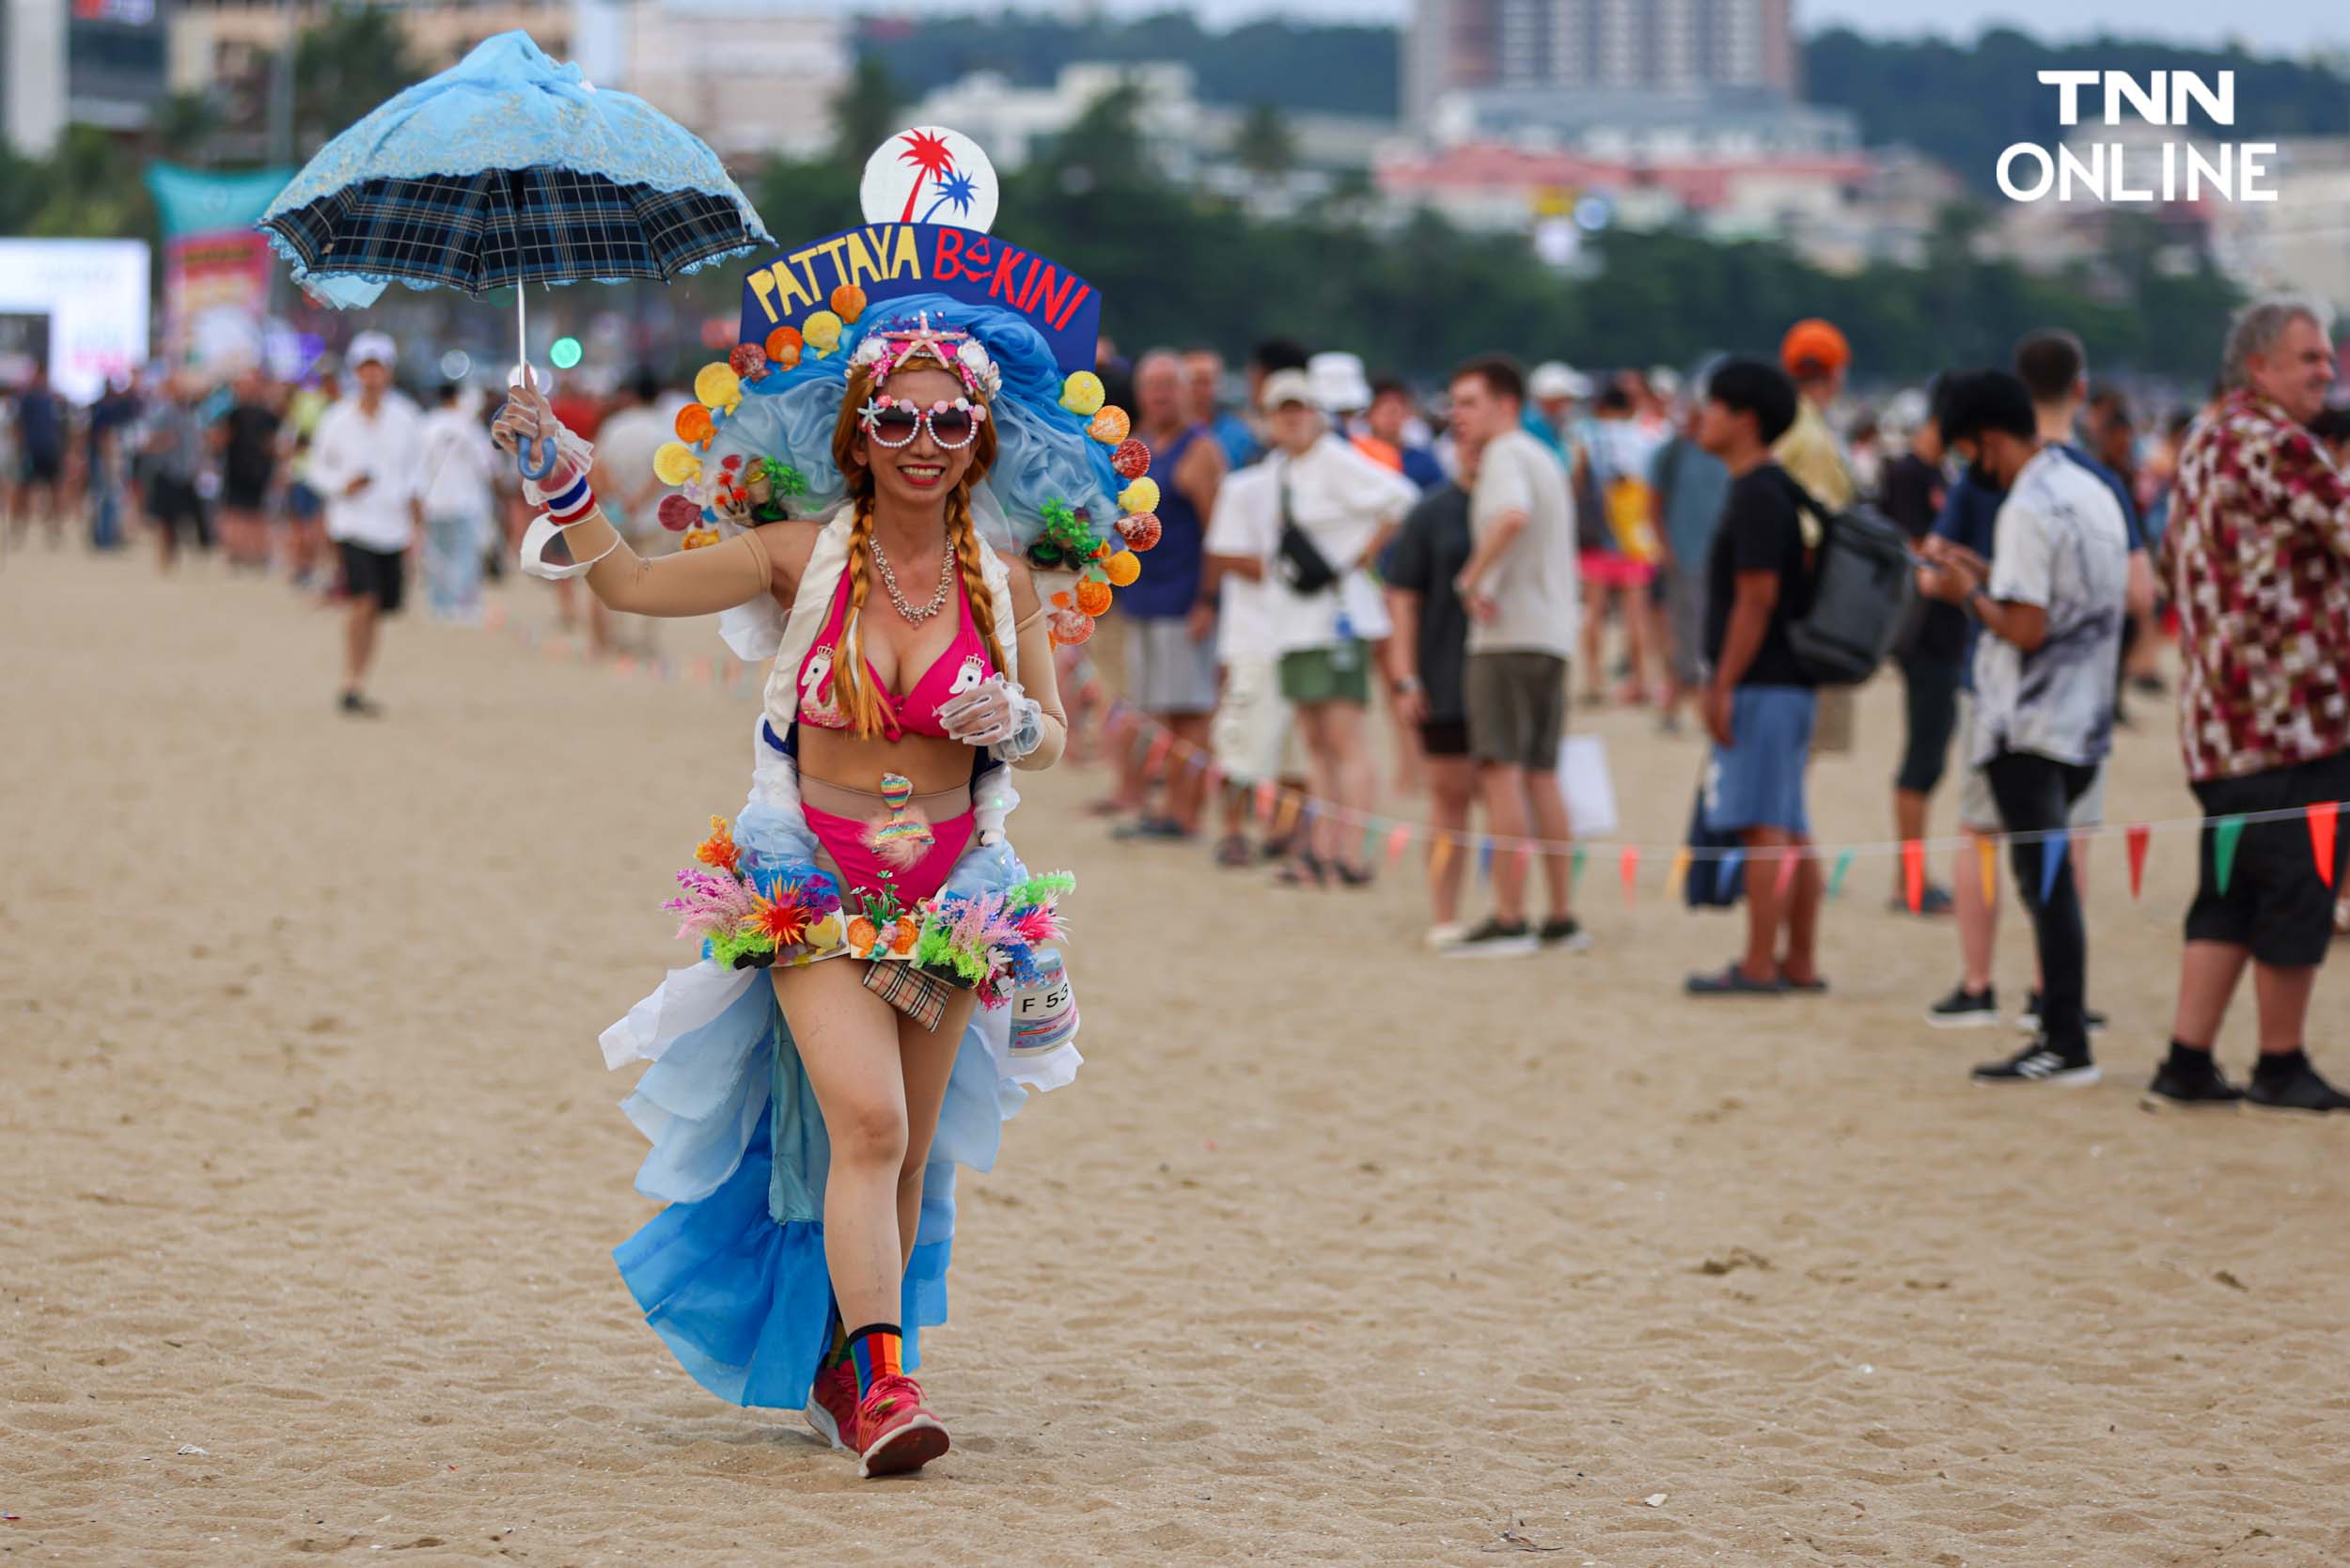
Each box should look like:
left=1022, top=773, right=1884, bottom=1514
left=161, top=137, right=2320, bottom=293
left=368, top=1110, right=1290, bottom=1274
left=826, top=365, right=1001, bottom=740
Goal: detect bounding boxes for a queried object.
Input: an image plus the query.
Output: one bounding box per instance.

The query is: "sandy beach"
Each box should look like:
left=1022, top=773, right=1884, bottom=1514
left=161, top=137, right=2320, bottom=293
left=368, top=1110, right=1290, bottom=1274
left=6, top=544, right=2348, bottom=1566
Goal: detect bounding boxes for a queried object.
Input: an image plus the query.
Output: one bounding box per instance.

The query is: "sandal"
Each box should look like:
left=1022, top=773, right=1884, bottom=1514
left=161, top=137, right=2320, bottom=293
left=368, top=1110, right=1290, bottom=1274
left=1330, top=862, right=1375, bottom=888
left=1274, top=853, right=1327, bottom=888
left=1684, top=963, right=1785, bottom=996
left=1778, top=968, right=1830, bottom=994
left=1214, top=834, right=1254, bottom=869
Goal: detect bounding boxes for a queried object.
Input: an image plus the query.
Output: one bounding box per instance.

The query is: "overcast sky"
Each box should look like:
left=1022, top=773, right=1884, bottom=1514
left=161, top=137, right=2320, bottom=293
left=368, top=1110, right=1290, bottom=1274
left=1186, top=0, right=2350, bottom=52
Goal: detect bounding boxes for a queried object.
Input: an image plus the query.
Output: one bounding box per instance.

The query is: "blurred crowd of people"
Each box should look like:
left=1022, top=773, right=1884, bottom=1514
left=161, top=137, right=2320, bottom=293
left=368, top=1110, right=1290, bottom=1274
left=1085, top=296, right=2350, bottom=1110
left=1, top=340, right=698, bottom=713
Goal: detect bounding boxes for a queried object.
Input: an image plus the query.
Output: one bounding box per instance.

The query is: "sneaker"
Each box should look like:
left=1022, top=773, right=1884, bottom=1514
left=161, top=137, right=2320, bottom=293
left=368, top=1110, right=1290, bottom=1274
left=2144, top=1057, right=2245, bottom=1107
left=1423, top=921, right=1469, bottom=951
left=337, top=690, right=383, bottom=718
left=2245, top=1058, right=2350, bottom=1113
left=856, top=1372, right=950, bottom=1478
left=1111, top=815, right=1189, bottom=842
left=1972, top=1041, right=2100, bottom=1087
left=2017, top=992, right=2108, bottom=1035
left=1887, top=885, right=1956, bottom=917
left=1538, top=916, right=1593, bottom=951
left=805, top=1360, right=860, bottom=1452
left=1925, top=983, right=1999, bottom=1029
left=1440, top=917, right=1538, bottom=958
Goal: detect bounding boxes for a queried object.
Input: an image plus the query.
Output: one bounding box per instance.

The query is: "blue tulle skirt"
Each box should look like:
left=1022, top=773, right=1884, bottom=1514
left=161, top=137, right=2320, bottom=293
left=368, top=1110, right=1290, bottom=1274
left=603, top=774, right=1079, bottom=1413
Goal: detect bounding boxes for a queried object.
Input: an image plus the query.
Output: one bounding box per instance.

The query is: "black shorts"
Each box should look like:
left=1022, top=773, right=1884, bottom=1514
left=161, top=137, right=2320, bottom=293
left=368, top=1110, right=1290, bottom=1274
left=2186, top=749, right=2350, bottom=968
left=338, top=541, right=406, bottom=614
left=1419, top=719, right=1470, bottom=759
left=21, top=450, right=62, bottom=485
left=222, top=479, right=270, bottom=512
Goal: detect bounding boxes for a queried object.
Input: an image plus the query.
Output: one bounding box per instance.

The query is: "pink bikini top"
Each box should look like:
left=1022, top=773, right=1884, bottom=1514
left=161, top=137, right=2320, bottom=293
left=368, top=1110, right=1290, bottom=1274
left=794, top=572, right=995, bottom=742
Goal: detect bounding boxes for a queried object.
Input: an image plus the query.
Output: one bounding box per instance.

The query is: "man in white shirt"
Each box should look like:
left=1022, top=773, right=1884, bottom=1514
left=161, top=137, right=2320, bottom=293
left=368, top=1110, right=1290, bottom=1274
left=1448, top=355, right=1586, bottom=956
left=308, top=331, right=425, bottom=715
left=1246, top=368, right=1417, bottom=885
left=1201, top=456, right=1286, bottom=866
left=417, top=382, right=497, bottom=624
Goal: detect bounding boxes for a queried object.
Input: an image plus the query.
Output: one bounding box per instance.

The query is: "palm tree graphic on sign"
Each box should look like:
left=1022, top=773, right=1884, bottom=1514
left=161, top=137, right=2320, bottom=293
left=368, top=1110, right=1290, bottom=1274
left=896, top=129, right=958, bottom=223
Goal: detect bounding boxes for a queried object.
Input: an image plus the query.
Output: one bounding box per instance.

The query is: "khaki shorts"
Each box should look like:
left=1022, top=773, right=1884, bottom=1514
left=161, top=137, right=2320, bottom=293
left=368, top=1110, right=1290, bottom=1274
left=1212, top=654, right=1294, bottom=784
left=1956, top=698, right=2107, bottom=828
left=1810, top=684, right=1855, bottom=755
left=1465, top=651, right=1568, bottom=770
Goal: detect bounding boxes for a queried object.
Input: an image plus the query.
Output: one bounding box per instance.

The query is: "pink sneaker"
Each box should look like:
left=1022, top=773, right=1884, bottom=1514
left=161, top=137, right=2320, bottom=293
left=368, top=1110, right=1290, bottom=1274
left=856, top=1373, right=949, bottom=1478
left=805, top=1360, right=860, bottom=1452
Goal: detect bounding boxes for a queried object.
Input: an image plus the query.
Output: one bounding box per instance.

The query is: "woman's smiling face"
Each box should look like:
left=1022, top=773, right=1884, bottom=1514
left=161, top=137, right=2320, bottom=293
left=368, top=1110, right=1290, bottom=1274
left=858, top=367, right=980, bottom=510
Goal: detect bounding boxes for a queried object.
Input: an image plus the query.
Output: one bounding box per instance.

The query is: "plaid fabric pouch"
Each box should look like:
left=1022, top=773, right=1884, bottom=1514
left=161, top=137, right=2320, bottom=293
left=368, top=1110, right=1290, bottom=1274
left=862, top=961, right=955, bottom=1033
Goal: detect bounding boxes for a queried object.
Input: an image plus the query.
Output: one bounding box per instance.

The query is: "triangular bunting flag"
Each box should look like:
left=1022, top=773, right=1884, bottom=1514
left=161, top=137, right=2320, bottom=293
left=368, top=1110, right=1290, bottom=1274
left=1477, top=839, right=1496, bottom=883
left=2039, top=830, right=2068, bottom=905
left=1903, top=839, right=1924, bottom=912
left=1978, top=835, right=1999, bottom=902
left=2125, top=823, right=2150, bottom=900
left=1620, top=845, right=1640, bottom=903
left=1776, top=845, right=1799, bottom=899
left=1721, top=848, right=1745, bottom=886
left=1827, top=848, right=1855, bottom=899
left=1430, top=836, right=1455, bottom=880
left=2214, top=815, right=2244, bottom=895
left=1667, top=847, right=1692, bottom=899
left=1274, top=791, right=1301, bottom=836
left=2311, top=801, right=2340, bottom=888
left=1386, top=823, right=1413, bottom=867
left=1255, top=779, right=1277, bottom=826
left=1571, top=845, right=1588, bottom=886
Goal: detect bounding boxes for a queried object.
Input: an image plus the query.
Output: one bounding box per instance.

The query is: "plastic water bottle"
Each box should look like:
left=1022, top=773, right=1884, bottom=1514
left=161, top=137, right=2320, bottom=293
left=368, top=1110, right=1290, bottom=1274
left=1332, top=609, right=1359, bottom=672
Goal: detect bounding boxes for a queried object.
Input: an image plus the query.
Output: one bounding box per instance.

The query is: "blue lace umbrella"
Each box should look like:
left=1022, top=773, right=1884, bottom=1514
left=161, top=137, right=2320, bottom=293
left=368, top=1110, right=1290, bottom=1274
left=258, top=30, right=772, bottom=475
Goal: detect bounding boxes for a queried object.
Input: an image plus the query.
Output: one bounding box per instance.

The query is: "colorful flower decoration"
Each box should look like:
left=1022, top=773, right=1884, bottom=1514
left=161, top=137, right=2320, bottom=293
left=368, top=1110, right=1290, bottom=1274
left=695, top=816, right=741, bottom=872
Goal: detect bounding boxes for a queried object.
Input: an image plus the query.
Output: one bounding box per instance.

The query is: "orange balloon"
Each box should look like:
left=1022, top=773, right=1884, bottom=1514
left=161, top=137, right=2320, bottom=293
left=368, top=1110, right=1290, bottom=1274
left=674, top=404, right=714, bottom=445
left=1074, top=578, right=1113, bottom=618
left=764, top=326, right=804, bottom=368
left=830, top=285, right=868, bottom=324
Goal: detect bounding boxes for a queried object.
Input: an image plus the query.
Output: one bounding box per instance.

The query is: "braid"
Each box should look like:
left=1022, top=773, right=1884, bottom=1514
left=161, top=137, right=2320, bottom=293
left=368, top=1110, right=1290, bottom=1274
left=946, top=486, right=1009, bottom=677
left=834, top=492, right=891, bottom=740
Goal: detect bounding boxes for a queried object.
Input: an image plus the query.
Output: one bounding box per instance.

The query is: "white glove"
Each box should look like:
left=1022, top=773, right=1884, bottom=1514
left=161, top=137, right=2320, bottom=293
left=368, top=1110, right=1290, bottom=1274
left=939, top=674, right=1044, bottom=760
left=491, top=367, right=597, bottom=506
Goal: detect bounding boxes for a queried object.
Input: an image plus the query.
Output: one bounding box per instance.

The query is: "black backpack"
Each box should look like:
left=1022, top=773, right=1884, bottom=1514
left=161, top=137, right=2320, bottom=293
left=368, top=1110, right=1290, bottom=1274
left=1784, top=483, right=1917, bottom=687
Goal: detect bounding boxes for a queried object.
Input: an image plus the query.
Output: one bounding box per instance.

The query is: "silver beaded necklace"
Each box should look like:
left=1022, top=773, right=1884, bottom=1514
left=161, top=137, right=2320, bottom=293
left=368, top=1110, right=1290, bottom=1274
left=870, top=532, right=957, bottom=623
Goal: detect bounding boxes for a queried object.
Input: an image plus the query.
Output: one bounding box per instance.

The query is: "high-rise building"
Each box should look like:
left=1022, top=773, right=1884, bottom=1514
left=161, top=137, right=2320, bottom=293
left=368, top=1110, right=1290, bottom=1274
left=2, top=0, right=168, bottom=156
left=1406, top=0, right=1797, bottom=133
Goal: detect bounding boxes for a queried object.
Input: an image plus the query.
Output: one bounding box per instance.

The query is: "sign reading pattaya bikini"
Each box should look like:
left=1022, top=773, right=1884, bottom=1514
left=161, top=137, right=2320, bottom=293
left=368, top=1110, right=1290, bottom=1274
left=735, top=127, right=1099, bottom=375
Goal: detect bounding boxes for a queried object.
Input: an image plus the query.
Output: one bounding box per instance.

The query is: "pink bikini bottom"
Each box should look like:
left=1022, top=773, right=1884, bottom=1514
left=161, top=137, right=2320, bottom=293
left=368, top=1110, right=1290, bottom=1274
left=799, top=776, right=975, bottom=905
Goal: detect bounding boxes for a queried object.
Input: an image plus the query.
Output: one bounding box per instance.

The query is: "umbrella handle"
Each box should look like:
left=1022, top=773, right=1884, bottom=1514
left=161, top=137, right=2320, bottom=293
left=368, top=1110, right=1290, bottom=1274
left=516, top=435, right=558, bottom=481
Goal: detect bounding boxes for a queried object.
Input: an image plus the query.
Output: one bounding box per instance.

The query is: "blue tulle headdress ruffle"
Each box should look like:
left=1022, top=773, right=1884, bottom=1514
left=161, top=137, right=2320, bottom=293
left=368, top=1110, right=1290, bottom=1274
left=704, top=292, right=1121, bottom=558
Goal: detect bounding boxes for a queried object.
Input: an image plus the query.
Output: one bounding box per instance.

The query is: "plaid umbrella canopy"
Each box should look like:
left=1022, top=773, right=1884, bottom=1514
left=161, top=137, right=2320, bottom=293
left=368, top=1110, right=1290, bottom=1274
left=259, top=31, right=771, bottom=468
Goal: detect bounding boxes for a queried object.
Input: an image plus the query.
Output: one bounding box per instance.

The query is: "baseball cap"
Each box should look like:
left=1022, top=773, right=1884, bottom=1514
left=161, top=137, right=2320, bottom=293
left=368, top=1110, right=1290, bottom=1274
left=1528, top=361, right=1590, bottom=401
left=1260, top=368, right=1317, bottom=412
left=1778, top=319, right=1850, bottom=378
left=348, top=331, right=399, bottom=368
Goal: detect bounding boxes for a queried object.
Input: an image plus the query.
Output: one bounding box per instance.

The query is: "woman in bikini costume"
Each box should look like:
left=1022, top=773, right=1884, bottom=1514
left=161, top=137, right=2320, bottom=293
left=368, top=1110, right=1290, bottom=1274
left=494, top=299, right=1151, bottom=1477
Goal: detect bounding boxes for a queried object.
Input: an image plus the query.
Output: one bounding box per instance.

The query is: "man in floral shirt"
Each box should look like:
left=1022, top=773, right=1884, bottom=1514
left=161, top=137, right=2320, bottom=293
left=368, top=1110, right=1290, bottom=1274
left=2151, top=295, right=2350, bottom=1112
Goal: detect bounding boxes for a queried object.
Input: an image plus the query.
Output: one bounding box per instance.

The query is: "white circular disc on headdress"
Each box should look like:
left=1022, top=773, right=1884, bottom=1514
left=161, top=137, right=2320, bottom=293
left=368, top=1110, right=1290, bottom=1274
left=861, top=126, right=999, bottom=235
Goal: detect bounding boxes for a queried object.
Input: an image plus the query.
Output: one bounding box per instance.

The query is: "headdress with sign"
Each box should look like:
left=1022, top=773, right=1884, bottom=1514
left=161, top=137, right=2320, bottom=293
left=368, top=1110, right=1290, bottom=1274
left=640, top=128, right=1157, bottom=656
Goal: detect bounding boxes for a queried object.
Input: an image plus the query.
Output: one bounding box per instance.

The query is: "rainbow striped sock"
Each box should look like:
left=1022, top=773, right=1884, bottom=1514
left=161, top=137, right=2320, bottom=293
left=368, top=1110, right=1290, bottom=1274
left=820, top=1298, right=850, bottom=1370
left=845, top=1323, right=904, bottom=1397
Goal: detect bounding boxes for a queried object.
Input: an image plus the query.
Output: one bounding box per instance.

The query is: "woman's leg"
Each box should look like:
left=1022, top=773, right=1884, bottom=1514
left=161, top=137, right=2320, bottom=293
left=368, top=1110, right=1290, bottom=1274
left=1579, top=579, right=1606, bottom=703
left=1289, top=700, right=1334, bottom=867
left=1426, top=755, right=1475, bottom=924
left=774, top=961, right=916, bottom=1332
left=893, top=991, right=976, bottom=1269
left=1321, top=699, right=1375, bottom=870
